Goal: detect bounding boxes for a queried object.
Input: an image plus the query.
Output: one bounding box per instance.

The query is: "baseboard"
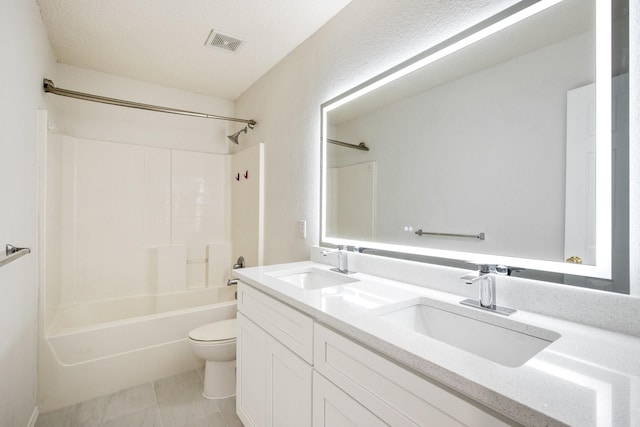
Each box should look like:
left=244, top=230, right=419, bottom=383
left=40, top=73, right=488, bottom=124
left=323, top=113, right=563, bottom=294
left=27, top=406, right=39, bottom=427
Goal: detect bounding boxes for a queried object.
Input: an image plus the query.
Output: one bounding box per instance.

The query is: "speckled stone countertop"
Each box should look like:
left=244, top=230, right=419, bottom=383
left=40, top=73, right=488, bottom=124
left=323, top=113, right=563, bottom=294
left=234, top=260, right=640, bottom=427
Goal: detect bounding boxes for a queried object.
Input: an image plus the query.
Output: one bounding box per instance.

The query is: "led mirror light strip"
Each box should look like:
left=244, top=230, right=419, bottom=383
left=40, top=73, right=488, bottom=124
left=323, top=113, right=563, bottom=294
left=321, top=0, right=612, bottom=278
left=594, top=0, right=613, bottom=279
left=324, top=0, right=564, bottom=113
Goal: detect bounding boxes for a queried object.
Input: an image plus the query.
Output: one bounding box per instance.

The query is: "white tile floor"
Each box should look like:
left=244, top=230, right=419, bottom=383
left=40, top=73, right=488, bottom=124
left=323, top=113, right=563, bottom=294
left=35, top=369, right=243, bottom=427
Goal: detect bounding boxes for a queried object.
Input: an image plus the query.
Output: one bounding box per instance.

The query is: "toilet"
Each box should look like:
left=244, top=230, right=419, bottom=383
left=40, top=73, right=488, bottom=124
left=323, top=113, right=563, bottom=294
left=188, top=318, right=237, bottom=399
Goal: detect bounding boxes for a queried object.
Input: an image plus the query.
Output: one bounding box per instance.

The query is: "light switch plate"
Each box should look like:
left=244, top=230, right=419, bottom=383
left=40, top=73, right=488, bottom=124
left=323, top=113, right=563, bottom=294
left=298, top=219, right=306, bottom=239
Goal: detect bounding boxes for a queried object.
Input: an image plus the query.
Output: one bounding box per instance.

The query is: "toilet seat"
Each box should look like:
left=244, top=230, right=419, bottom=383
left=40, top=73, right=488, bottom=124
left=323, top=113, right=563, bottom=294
left=187, top=318, right=237, bottom=399
left=189, top=318, right=236, bottom=342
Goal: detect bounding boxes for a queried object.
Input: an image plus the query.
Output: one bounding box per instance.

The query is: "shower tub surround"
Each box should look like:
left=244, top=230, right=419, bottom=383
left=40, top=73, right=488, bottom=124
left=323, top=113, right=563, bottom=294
left=234, top=251, right=640, bottom=426
left=46, top=135, right=233, bottom=305
left=38, top=133, right=245, bottom=412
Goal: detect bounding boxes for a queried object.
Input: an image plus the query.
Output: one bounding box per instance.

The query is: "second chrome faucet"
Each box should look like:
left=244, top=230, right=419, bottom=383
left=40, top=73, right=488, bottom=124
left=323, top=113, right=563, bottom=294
left=460, top=264, right=516, bottom=316
left=322, top=245, right=356, bottom=274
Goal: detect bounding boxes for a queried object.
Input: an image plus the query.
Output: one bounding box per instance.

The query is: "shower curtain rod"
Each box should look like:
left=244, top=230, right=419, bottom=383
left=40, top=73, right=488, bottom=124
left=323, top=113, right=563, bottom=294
left=43, top=79, right=257, bottom=128
left=327, top=138, right=369, bottom=151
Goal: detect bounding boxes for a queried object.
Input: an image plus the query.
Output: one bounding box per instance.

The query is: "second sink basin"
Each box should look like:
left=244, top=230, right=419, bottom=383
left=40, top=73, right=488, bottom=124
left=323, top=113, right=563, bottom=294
left=376, top=298, right=560, bottom=367
left=269, top=267, right=359, bottom=290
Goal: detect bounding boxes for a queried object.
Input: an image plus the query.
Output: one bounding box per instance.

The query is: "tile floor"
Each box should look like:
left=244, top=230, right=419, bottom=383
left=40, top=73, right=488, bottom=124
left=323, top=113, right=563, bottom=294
left=35, top=369, right=243, bottom=427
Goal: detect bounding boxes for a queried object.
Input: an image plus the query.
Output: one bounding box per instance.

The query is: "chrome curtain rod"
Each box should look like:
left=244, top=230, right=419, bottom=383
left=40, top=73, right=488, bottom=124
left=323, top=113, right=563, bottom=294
left=43, top=79, right=257, bottom=128
left=327, top=138, right=369, bottom=151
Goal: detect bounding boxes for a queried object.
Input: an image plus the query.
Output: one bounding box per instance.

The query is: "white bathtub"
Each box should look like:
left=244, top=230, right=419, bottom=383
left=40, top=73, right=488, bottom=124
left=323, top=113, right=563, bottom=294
left=39, top=286, right=236, bottom=411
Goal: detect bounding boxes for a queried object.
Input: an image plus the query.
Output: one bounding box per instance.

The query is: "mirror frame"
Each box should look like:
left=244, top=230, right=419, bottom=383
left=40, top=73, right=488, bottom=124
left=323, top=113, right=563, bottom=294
left=320, top=0, right=612, bottom=279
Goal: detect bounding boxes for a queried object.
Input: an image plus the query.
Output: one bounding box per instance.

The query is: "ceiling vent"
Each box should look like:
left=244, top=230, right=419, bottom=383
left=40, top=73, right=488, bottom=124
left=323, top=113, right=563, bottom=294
left=205, top=30, right=245, bottom=53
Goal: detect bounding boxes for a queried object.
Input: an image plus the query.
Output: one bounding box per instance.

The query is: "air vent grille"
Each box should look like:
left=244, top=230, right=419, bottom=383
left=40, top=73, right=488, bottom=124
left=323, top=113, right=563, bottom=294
left=205, top=30, right=245, bottom=53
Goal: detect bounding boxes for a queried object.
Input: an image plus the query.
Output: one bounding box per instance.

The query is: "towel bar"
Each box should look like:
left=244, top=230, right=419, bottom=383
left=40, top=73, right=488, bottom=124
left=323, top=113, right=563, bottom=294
left=0, top=244, right=31, bottom=268
left=414, top=229, right=485, bottom=240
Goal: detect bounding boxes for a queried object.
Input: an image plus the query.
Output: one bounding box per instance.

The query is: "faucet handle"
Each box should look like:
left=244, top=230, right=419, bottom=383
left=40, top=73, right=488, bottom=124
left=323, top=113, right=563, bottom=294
left=470, top=264, right=511, bottom=275
left=478, top=264, right=491, bottom=274
left=459, top=272, right=480, bottom=284
left=322, top=245, right=347, bottom=254
left=494, top=265, right=509, bottom=275
left=233, top=256, right=245, bottom=269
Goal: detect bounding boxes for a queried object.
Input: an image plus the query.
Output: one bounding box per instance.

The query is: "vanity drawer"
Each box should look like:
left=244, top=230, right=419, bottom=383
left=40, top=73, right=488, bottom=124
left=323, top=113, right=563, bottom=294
left=237, top=281, right=314, bottom=363
left=314, top=324, right=513, bottom=427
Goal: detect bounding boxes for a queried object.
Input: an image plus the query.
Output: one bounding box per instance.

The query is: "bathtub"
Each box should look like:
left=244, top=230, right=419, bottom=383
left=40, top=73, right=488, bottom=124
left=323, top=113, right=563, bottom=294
left=39, top=286, right=236, bottom=412
left=48, top=286, right=236, bottom=364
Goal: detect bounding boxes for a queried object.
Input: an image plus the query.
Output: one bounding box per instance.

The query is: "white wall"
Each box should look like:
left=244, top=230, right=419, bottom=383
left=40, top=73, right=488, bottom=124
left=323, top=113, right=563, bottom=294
left=235, top=0, right=520, bottom=264
left=0, top=0, right=56, bottom=425
left=52, top=64, right=235, bottom=153
left=231, top=144, right=264, bottom=268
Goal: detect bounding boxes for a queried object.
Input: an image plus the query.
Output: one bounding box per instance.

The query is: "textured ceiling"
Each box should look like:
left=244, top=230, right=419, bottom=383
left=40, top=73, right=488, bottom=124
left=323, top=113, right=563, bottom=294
left=37, top=0, right=352, bottom=100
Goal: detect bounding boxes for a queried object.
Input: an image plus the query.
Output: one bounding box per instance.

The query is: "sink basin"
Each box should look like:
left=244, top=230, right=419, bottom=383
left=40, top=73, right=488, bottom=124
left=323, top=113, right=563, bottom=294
left=269, top=267, right=359, bottom=290
left=377, top=298, right=560, bottom=367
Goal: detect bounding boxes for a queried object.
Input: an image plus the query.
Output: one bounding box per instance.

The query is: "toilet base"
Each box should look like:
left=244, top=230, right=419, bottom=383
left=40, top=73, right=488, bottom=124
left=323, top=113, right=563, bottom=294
left=202, top=359, right=236, bottom=400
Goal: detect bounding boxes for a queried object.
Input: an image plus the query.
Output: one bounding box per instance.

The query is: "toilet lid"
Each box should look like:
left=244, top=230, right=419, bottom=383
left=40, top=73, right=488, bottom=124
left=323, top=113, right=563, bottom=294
left=189, top=318, right=237, bottom=342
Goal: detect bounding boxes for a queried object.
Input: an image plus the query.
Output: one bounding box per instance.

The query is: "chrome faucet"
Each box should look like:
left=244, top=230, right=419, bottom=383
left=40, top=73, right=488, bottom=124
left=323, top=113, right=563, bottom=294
left=461, top=264, right=496, bottom=308
left=322, top=245, right=354, bottom=274
left=459, top=264, right=516, bottom=316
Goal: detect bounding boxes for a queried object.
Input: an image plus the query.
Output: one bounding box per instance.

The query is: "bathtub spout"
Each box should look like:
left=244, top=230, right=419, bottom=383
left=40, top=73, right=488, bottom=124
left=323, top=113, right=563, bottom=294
left=227, top=278, right=239, bottom=286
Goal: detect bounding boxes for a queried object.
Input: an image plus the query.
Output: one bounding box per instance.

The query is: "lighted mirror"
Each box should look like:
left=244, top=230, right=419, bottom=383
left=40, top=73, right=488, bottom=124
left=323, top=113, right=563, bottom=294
left=321, top=0, right=629, bottom=288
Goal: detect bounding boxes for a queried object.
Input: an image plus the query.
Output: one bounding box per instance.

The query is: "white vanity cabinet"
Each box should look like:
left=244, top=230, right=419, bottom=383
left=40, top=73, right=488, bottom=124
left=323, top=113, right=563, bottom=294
left=313, top=324, right=513, bottom=427
left=237, top=281, right=514, bottom=427
left=236, top=282, right=313, bottom=427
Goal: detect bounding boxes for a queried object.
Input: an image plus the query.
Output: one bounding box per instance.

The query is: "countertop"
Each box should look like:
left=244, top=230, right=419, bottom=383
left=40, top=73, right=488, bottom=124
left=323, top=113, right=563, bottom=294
left=233, top=261, right=640, bottom=427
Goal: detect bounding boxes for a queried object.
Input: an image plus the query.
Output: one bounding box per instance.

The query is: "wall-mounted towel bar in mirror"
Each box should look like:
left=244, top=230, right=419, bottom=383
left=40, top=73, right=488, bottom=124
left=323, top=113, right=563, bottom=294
left=414, top=230, right=485, bottom=240
left=327, top=139, right=369, bottom=151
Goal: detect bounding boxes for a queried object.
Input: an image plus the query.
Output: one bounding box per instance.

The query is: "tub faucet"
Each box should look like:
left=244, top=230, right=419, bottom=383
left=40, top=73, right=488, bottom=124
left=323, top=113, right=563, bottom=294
left=459, top=264, right=516, bottom=316
left=321, top=245, right=354, bottom=274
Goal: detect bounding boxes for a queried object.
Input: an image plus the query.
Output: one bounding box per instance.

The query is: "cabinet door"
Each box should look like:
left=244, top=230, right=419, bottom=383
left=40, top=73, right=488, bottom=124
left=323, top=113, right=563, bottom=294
left=237, top=282, right=314, bottom=363
left=313, top=372, right=387, bottom=427
left=237, top=312, right=313, bottom=427
left=237, top=313, right=267, bottom=427
left=266, top=336, right=312, bottom=427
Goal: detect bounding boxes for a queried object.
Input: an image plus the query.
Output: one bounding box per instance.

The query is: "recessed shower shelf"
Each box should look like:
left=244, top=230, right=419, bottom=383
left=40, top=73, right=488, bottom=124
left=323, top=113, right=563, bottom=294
left=0, top=244, right=31, bottom=268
